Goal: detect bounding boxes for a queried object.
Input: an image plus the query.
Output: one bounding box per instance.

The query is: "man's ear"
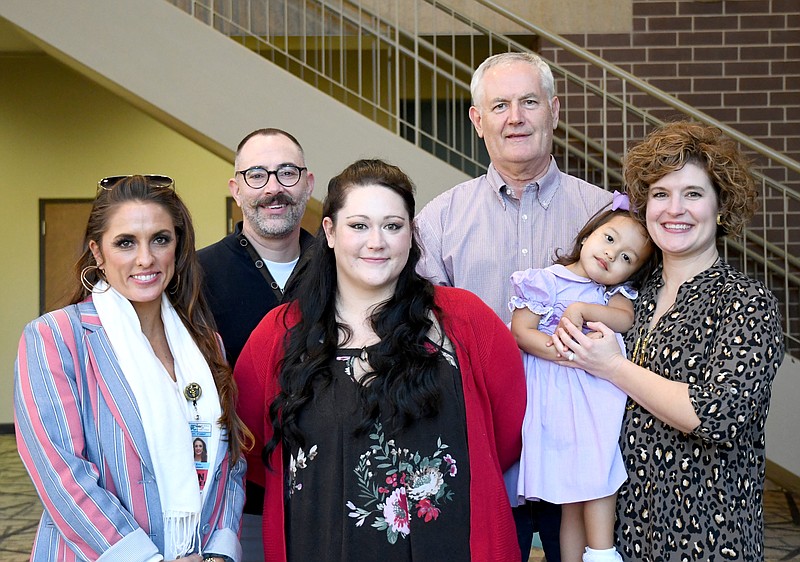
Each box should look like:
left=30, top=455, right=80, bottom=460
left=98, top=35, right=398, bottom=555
left=468, top=106, right=484, bottom=139
left=304, top=171, right=315, bottom=200
left=228, top=177, right=242, bottom=207
left=550, top=95, right=560, bottom=130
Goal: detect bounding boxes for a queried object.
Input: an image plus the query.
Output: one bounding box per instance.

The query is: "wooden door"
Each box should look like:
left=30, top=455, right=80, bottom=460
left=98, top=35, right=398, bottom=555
left=40, top=200, right=92, bottom=314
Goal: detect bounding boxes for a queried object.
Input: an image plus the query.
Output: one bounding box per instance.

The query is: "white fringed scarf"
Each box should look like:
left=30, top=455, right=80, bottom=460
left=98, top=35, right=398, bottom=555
left=92, top=282, right=221, bottom=559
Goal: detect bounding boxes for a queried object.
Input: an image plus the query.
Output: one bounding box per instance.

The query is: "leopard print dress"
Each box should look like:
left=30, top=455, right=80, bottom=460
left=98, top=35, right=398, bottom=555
left=617, top=260, right=784, bottom=561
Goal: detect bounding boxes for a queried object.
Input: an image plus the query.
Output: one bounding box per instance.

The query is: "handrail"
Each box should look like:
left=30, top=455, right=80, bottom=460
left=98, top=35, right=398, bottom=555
left=740, top=230, right=800, bottom=278
left=461, top=0, right=800, bottom=215
left=471, top=0, right=800, bottom=177
left=422, top=0, right=800, bottom=234
left=168, top=0, right=799, bottom=353
left=192, top=0, right=622, bottom=181
left=465, top=0, right=800, bottom=306
left=553, top=123, right=624, bottom=185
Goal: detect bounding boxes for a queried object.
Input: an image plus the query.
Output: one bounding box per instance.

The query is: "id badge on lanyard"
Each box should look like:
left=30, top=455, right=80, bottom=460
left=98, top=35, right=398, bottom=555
left=190, top=421, right=212, bottom=490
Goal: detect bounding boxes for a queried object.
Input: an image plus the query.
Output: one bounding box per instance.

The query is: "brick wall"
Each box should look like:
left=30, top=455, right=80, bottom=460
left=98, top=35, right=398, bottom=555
left=540, top=0, right=798, bottom=170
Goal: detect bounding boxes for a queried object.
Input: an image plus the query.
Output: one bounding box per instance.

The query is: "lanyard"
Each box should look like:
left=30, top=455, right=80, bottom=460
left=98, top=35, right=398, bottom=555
left=237, top=231, right=284, bottom=302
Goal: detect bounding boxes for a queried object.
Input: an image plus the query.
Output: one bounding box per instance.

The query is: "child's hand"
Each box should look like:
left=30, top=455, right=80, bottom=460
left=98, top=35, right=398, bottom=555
left=558, top=303, right=585, bottom=334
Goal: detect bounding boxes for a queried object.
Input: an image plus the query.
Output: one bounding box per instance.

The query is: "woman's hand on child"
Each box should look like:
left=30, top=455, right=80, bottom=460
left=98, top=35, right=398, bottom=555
left=552, top=319, right=626, bottom=381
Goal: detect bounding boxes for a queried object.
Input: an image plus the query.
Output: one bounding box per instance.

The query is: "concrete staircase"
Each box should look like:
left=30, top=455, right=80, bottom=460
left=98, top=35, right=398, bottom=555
left=0, top=0, right=468, bottom=205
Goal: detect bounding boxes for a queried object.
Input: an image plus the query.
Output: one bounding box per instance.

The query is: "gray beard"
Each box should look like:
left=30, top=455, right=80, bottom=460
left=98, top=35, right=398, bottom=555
left=243, top=201, right=306, bottom=239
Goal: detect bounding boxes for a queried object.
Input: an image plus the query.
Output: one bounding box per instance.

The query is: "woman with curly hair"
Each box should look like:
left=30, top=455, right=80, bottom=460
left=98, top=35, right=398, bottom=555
left=15, top=175, right=250, bottom=562
left=553, top=121, right=785, bottom=561
left=235, top=159, right=526, bottom=561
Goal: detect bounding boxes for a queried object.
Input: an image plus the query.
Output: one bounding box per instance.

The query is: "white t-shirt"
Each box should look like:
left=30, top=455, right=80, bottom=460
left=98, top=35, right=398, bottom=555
left=265, top=257, right=300, bottom=291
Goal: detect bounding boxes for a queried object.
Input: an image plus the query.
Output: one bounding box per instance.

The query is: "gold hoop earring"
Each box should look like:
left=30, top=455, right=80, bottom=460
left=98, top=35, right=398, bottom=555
left=716, top=214, right=722, bottom=226
left=168, top=273, right=181, bottom=295
left=80, top=265, right=110, bottom=293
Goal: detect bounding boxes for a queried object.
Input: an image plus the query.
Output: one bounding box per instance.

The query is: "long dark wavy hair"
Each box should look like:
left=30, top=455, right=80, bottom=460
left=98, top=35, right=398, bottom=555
left=70, top=175, right=251, bottom=462
left=263, top=159, right=441, bottom=466
left=555, top=207, right=658, bottom=291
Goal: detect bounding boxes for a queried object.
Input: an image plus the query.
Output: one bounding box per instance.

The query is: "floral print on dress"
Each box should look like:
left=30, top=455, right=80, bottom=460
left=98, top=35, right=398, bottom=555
left=346, top=422, right=457, bottom=544
left=287, top=445, right=318, bottom=495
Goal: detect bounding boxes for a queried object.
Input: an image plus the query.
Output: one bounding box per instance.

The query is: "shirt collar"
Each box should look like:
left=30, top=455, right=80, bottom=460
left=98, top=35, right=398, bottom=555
left=486, top=157, right=561, bottom=209
left=536, top=157, right=561, bottom=209
left=486, top=164, right=509, bottom=207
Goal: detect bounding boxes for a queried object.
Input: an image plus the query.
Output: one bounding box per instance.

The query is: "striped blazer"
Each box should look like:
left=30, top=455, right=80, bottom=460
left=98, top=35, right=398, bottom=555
left=14, top=299, right=245, bottom=562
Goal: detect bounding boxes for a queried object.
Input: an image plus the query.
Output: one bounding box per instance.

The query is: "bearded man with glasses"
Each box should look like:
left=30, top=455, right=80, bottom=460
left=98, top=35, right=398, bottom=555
left=198, top=128, right=316, bottom=562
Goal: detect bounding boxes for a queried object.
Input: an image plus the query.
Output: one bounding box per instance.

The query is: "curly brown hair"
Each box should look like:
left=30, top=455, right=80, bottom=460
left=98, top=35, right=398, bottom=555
left=623, top=121, right=757, bottom=237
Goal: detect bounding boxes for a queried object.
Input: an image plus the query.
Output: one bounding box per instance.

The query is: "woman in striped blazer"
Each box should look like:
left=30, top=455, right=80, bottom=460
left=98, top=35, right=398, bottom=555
left=15, top=175, right=249, bottom=562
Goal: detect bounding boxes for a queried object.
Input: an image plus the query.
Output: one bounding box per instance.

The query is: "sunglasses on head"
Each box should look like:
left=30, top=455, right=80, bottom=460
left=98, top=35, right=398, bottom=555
left=97, top=174, right=175, bottom=191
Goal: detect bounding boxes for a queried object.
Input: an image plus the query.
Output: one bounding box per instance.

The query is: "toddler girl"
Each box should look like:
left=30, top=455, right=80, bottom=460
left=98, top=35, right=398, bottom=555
left=509, top=193, right=656, bottom=562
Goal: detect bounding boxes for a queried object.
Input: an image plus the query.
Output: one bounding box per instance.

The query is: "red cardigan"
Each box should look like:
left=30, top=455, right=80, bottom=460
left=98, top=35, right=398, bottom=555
left=235, top=286, right=526, bottom=561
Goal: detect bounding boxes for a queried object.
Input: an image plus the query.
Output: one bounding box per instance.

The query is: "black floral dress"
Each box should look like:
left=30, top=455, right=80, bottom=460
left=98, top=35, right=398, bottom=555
left=284, top=343, right=471, bottom=561
left=617, top=261, right=784, bottom=561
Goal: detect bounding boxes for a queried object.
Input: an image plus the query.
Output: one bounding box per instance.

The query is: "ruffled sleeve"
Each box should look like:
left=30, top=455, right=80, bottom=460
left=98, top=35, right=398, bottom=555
left=605, top=283, right=638, bottom=303
left=508, top=268, right=558, bottom=324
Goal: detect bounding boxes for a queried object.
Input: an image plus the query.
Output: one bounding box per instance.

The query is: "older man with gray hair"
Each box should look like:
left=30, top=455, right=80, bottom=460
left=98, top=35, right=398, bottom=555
left=416, top=52, right=613, bottom=562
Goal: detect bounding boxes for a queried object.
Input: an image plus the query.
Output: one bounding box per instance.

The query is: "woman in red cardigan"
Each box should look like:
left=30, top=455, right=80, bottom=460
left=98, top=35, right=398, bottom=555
left=235, top=159, right=526, bottom=561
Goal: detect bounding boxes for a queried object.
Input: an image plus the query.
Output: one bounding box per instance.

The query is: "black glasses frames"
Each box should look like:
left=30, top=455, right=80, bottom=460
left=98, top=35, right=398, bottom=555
left=98, top=174, right=175, bottom=191
left=236, top=165, right=307, bottom=189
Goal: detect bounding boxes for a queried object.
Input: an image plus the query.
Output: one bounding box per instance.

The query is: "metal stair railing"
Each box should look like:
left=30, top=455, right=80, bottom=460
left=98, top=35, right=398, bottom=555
left=167, top=0, right=799, bottom=353
left=470, top=0, right=800, bottom=352
left=167, top=0, right=621, bottom=178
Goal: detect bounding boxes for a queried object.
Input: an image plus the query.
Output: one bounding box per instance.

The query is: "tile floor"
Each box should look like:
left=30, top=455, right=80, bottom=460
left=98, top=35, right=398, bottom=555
left=526, top=479, right=800, bottom=561
left=1, top=434, right=798, bottom=561
left=0, top=434, right=42, bottom=561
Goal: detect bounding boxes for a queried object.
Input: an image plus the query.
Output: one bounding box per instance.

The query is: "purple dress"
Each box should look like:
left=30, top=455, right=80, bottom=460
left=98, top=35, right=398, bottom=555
left=507, top=265, right=631, bottom=505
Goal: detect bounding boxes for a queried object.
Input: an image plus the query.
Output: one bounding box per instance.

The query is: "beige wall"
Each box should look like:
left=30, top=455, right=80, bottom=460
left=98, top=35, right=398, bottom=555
left=0, top=0, right=469, bottom=425
left=495, top=0, right=632, bottom=33
left=0, top=55, right=234, bottom=424
left=0, top=0, right=468, bottom=212
left=356, top=0, right=632, bottom=35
